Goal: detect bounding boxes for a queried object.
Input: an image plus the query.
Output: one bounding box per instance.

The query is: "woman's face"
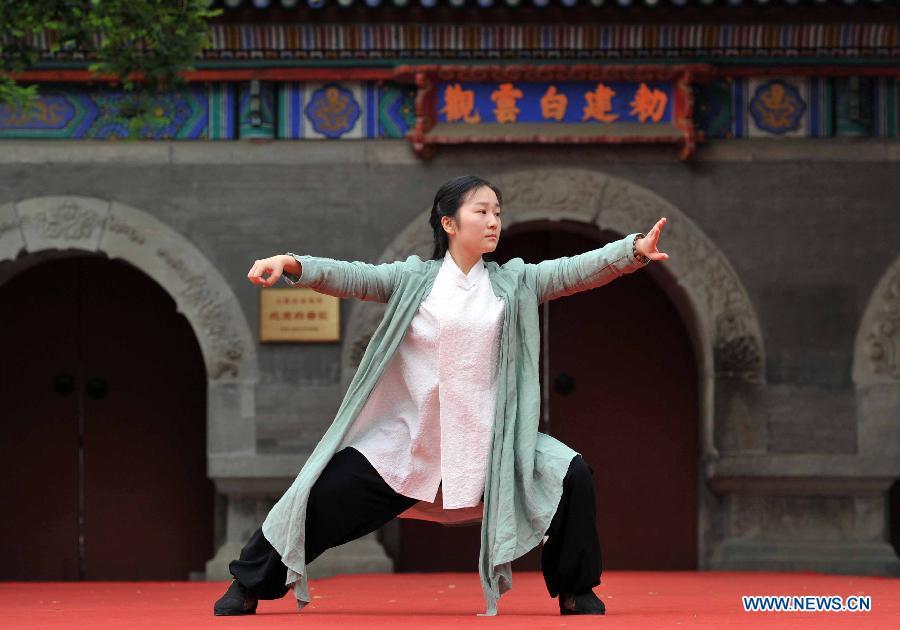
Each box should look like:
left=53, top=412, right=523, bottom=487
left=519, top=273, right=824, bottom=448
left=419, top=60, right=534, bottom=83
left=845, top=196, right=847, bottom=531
left=443, top=185, right=502, bottom=255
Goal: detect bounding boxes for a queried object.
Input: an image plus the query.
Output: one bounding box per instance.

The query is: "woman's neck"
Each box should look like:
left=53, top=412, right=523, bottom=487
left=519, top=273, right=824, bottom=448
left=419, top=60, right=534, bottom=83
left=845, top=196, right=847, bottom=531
left=447, top=245, right=481, bottom=276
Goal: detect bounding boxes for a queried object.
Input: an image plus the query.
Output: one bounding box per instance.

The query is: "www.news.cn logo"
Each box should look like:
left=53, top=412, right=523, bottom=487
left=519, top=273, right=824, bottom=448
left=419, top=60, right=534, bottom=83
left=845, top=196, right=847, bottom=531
left=742, top=595, right=872, bottom=612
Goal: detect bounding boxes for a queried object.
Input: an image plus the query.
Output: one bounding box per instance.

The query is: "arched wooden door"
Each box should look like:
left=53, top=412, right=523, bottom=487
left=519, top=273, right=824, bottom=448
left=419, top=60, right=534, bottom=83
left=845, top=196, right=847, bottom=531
left=0, top=254, right=213, bottom=580
left=395, top=221, right=698, bottom=572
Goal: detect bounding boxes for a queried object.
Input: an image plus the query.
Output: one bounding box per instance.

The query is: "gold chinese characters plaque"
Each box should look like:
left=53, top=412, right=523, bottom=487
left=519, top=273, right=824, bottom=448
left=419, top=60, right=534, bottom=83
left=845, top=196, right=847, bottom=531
left=260, top=288, right=339, bottom=342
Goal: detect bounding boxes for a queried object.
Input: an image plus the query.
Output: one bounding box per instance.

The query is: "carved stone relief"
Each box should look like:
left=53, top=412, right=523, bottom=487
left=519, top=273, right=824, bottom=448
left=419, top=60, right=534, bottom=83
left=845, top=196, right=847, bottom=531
left=854, top=256, right=900, bottom=385
left=853, top=255, right=900, bottom=458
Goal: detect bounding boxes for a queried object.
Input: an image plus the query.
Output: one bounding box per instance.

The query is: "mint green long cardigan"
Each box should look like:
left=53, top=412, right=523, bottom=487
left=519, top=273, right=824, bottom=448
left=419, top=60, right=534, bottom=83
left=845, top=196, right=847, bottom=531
left=262, top=232, right=649, bottom=616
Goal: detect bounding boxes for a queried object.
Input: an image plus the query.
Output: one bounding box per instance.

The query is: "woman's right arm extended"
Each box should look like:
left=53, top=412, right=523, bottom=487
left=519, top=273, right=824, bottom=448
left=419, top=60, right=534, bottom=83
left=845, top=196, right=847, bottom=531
left=247, top=253, right=403, bottom=303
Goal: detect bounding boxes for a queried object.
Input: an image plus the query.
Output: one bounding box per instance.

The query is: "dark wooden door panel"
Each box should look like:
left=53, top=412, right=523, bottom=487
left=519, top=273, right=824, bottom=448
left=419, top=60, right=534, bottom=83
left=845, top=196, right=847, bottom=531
left=542, top=229, right=699, bottom=570
left=0, top=255, right=212, bottom=580
left=81, top=258, right=212, bottom=580
left=0, top=260, right=81, bottom=580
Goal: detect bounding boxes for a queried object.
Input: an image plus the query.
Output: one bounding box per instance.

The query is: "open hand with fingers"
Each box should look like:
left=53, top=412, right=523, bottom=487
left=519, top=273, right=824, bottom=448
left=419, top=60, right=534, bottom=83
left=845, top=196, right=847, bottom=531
left=636, top=217, right=670, bottom=262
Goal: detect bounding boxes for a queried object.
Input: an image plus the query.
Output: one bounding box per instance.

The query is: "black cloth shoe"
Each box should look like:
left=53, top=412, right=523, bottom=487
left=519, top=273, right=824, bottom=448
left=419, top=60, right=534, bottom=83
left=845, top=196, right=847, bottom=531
left=213, top=578, right=258, bottom=616
left=559, top=588, right=606, bottom=615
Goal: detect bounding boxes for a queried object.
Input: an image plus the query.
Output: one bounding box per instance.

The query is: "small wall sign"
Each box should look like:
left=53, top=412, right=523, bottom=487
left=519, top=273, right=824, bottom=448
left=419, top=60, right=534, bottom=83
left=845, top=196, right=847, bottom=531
left=260, top=287, right=339, bottom=342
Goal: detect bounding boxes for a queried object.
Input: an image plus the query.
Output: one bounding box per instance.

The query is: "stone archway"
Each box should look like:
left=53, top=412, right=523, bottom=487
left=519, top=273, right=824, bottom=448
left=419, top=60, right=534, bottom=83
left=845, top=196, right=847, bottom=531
left=0, top=195, right=259, bottom=459
left=853, top=254, right=900, bottom=459
left=341, top=168, right=765, bottom=465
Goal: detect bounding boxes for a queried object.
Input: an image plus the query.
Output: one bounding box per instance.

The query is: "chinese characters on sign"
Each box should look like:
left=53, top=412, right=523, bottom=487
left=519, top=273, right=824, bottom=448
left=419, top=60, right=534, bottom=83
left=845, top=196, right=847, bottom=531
left=395, top=63, right=708, bottom=160
left=437, top=80, right=672, bottom=125
left=259, top=288, right=340, bottom=342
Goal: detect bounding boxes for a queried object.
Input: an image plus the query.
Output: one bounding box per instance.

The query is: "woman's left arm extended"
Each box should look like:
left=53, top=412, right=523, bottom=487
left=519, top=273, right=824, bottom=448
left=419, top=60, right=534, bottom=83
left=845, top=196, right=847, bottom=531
left=524, top=217, right=669, bottom=304
left=281, top=253, right=404, bottom=303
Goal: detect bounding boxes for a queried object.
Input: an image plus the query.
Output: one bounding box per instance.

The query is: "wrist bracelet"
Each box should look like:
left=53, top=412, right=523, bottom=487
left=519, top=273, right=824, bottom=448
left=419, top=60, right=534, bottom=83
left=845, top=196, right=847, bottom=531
left=632, top=233, right=650, bottom=264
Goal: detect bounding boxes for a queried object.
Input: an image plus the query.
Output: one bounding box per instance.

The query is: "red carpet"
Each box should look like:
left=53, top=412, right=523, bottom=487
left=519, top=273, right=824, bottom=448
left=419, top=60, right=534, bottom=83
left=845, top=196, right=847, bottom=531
left=1, top=571, right=897, bottom=629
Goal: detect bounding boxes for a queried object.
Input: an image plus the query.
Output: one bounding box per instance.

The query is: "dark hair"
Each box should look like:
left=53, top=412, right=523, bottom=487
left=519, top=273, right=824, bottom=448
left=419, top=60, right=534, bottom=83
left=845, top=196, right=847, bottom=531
left=428, top=175, right=503, bottom=260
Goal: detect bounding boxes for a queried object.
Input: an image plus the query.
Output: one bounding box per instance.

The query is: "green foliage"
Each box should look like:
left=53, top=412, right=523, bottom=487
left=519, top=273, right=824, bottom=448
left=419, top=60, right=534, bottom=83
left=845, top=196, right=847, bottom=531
left=0, top=0, right=222, bottom=138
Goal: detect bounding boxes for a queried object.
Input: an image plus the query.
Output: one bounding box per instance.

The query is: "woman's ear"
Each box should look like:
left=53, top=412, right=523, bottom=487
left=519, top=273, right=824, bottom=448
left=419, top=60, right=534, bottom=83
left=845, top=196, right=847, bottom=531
left=441, top=215, right=456, bottom=236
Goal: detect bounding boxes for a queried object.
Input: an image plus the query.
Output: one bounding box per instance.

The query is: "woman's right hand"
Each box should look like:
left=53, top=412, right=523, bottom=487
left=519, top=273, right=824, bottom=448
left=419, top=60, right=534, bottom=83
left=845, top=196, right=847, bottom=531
left=247, top=255, right=291, bottom=287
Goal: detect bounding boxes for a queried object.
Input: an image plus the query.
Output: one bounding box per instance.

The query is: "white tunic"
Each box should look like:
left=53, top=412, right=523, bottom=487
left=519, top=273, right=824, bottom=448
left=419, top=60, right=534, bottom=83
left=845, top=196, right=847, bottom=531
left=341, top=251, right=505, bottom=509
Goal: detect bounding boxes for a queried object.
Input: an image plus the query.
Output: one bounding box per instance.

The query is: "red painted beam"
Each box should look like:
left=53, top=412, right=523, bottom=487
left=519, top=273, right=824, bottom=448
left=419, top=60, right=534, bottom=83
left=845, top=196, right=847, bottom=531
left=6, top=64, right=900, bottom=84
left=6, top=68, right=397, bottom=83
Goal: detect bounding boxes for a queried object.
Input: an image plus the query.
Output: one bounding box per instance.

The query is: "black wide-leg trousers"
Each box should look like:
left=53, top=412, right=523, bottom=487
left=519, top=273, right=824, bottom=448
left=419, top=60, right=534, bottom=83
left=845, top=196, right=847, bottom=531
left=228, top=445, right=602, bottom=600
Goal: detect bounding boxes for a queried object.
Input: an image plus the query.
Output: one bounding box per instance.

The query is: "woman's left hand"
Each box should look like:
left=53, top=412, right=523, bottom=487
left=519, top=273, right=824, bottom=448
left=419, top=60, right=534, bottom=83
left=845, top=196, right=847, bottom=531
left=637, top=217, right=670, bottom=261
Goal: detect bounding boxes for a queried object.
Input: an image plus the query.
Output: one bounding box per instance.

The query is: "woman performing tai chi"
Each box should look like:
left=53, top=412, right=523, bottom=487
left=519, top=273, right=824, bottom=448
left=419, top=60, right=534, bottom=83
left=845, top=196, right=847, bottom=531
left=214, top=174, right=669, bottom=617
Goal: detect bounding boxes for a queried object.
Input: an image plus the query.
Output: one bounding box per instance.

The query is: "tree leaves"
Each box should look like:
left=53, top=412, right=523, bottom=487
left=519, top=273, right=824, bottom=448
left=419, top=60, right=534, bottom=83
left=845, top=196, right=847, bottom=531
left=1, top=0, right=223, bottom=138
